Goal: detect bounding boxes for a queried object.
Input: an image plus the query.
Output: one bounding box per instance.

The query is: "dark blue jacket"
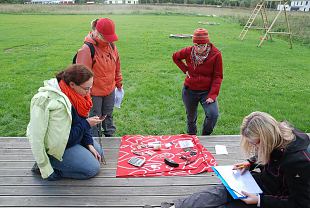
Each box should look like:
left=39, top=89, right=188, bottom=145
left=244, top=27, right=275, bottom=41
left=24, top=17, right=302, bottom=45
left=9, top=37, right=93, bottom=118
left=66, top=107, right=93, bottom=148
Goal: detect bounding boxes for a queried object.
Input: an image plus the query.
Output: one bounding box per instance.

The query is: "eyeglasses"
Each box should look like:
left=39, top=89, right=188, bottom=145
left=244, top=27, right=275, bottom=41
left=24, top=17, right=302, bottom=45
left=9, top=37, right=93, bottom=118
left=194, top=43, right=208, bottom=48
left=78, top=85, right=92, bottom=92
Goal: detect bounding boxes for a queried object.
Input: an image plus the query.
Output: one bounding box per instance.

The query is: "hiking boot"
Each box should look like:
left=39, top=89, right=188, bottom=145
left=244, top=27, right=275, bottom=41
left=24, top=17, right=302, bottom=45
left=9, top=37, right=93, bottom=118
left=31, top=162, right=41, bottom=175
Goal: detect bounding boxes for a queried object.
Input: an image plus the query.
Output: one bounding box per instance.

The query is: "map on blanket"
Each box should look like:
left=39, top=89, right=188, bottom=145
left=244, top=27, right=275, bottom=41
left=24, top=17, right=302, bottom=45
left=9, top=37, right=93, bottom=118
left=116, top=134, right=217, bottom=177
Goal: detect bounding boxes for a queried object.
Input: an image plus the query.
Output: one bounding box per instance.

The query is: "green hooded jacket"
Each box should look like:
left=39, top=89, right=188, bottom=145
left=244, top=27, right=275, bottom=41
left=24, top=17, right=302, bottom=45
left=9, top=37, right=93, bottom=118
left=27, top=78, right=72, bottom=179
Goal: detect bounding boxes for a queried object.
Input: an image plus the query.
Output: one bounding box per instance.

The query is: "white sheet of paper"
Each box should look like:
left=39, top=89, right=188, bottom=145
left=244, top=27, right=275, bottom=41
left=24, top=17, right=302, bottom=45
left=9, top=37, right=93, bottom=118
left=215, top=145, right=228, bottom=155
left=213, top=165, right=262, bottom=196
left=178, top=140, right=194, bottom=148
left=114, top=88, right=124, bottom=108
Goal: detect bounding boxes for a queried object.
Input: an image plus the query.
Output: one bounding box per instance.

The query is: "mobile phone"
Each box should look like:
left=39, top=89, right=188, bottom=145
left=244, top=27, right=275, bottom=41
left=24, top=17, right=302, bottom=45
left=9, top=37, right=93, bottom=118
left=128, top=157, right=145, bottom=167
left=99, top=115, right=107, bottom=120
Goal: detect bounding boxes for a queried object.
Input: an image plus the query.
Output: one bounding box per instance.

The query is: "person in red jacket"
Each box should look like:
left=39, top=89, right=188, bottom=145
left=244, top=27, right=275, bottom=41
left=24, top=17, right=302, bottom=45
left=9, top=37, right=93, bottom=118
left=76, top=18, right=123, bottom=137
left=172, top=28, right=223, bottom=135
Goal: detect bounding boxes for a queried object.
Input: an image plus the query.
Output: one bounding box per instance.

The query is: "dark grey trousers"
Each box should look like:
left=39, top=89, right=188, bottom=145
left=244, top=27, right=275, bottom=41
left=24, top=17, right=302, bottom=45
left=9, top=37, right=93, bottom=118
left=90, top=90, right=116, bottom=137
left=182, top=86, right=219, bottom=135
left=173, top=184, right=257, bottom=208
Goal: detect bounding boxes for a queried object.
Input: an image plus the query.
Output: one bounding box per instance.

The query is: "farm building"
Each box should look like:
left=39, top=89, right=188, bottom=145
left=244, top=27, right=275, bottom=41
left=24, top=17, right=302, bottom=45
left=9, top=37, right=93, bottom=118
left=284, top=1, right=310, bottom=12
left=104, top=0, right=138, bottom=4
left=30, top=0, right=75, bottom=4
left=277, top=1, right=310, bottom=11
left=290, top=1, right=310, bottom=11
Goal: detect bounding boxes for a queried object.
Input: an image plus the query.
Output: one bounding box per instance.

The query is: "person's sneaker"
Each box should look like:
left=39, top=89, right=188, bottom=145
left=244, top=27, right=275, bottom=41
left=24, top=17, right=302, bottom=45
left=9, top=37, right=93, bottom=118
left=161, top=202, right=174, bottom=208
left=31, top=162, right=41, bottom=175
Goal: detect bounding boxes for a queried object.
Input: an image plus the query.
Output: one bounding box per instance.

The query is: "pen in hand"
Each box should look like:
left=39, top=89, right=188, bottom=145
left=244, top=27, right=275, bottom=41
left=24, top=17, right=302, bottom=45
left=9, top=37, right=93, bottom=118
left=233, top=162, right=250, bottom=175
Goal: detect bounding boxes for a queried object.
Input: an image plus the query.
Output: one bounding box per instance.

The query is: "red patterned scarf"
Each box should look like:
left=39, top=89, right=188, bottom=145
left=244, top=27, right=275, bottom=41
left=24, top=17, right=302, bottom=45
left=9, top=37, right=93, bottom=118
left=191, top=45, right=211, bottom=69
left=59, top=80, right=92, bottom=117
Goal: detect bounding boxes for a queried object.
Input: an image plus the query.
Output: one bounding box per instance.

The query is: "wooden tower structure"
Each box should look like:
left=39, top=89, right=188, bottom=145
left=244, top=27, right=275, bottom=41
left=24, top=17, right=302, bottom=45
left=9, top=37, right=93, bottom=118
left=239, top=0, right=293, bottom=48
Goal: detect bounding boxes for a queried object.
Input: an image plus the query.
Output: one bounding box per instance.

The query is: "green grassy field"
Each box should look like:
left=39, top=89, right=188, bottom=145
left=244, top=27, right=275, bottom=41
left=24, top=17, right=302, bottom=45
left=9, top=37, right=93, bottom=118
left=0, top=12, right=309, bottom=137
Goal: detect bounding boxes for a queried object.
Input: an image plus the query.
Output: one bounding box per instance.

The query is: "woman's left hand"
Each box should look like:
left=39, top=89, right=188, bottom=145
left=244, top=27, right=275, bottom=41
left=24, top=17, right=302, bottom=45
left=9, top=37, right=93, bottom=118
left=240, top=191, right=259, bottom=205
left=88, top=145, right=101, bottom=162
left=206, top=98, right=214, bottom=104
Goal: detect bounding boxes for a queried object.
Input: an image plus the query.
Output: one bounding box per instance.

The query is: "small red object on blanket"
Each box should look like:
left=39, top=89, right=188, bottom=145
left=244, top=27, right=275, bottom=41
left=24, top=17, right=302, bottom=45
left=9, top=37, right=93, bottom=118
left=116, top=134, right=217, bottom=177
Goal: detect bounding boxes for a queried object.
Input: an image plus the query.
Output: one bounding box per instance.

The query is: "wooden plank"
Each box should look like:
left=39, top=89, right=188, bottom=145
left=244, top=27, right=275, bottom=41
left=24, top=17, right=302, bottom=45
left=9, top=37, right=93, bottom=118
left=0, top=135, right=242, bottom=143
left=0, top=150, right=243, bottom=161
left=0, top=141, right=241, bottom=150
left=0, top=185, right=213, bottom=196
left=0, top=196, right=180, bottom=207
left=0, top=175, right=221, bottom=186
left=0, top=157, right=244, bottom=170
left=0, top=147, right=243, bottom=155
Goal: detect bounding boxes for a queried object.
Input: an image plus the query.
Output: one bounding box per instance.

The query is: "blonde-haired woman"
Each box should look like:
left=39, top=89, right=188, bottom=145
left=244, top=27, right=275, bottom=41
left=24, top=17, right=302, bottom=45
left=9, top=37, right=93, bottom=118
left=149, top=111, right=309, bottom=208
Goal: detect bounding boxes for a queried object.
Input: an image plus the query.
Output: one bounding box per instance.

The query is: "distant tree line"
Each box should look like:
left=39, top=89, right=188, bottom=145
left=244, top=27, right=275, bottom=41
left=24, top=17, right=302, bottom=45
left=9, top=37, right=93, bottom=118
left=0, top=0, right=283, bottom=8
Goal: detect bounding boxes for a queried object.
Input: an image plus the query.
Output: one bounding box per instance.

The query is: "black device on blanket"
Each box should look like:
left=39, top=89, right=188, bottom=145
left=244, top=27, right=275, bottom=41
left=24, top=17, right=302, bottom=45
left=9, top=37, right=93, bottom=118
left=164, top=158, right=179, bottom=167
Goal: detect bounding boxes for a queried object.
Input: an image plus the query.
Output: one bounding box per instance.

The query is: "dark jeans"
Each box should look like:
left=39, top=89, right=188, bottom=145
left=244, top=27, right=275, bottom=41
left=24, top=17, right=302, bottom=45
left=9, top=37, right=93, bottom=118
left=174, top=184, right=257, bottom=208
left=182, top=86, right=219, bottom=135
left=90, top=91, right=116, bottom=137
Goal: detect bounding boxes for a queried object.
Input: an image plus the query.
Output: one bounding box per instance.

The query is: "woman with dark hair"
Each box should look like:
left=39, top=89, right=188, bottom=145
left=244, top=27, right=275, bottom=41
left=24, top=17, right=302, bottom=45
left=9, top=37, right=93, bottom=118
left=27, top=64, right=104, bottom=180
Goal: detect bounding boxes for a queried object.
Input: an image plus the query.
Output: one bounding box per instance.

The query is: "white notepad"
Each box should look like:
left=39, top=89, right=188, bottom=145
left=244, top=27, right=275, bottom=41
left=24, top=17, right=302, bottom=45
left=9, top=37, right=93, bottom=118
left=212, top=165, right=263, bottom=199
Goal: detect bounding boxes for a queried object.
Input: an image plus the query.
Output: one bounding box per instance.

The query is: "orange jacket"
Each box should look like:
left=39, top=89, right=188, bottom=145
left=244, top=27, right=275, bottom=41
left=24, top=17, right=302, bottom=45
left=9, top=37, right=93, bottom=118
left=76, top=32, right=122, bottom=96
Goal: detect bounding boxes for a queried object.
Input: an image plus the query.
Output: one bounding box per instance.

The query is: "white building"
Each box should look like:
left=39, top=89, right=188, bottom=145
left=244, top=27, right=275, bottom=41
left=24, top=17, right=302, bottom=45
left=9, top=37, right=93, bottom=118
left=277, top=4, right=290, bottom=11
left=31, top=0, right=75, bottom=4
left=105, top=0, right=138, bottom=4
left=290, top=1, right=310, bottom=11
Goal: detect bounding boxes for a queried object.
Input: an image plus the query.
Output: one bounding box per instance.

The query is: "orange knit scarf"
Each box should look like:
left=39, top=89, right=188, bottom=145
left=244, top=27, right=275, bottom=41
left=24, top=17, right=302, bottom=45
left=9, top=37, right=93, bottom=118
left=59, top=80, right=92, bottom=117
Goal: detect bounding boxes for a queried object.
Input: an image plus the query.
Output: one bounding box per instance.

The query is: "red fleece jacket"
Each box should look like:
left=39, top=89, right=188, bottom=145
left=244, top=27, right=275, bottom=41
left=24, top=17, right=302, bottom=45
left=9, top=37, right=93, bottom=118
left=172, top=44, right=223, bottom=101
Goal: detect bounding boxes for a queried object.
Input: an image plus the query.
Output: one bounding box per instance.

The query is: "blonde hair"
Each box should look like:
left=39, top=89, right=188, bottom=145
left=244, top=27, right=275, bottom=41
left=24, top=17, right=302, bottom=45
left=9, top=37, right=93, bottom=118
left=240, top=111, right=295, bottom=165
left=91, top=19, right=98, bottom=31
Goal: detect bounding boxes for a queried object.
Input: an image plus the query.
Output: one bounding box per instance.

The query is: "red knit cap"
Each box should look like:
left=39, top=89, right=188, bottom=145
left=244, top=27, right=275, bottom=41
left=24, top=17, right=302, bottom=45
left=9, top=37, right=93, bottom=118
left=95, top=18, right=118, bottom=43
left=192, top=28, right=210, bottom=44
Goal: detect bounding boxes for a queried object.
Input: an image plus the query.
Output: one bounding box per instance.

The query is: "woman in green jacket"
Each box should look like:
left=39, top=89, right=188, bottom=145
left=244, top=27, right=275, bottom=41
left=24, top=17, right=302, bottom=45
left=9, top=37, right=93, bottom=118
left=27, top=64, right=105, bottom=180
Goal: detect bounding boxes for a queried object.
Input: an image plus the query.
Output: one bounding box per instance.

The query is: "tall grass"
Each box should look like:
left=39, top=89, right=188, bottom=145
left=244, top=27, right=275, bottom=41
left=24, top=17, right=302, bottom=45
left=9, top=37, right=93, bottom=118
left=1, top=4, right=309, bottom=45
left=0, top=11, right=309, bottom=137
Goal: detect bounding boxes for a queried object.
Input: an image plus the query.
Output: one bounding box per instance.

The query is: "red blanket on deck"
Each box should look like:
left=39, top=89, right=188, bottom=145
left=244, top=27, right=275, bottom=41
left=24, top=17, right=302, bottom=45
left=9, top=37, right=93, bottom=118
left=116, top=134, right=217, bottom=177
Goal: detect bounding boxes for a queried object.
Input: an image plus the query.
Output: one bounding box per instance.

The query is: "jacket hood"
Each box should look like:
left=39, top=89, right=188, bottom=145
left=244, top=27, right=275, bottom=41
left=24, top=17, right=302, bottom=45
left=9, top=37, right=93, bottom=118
left=286, top=129, right=310, bottom=153
left=38, top=78, right=72, bottom=110
left=84, top=32, right=96, bottom=45
left=84, top=32, right=110, bottom=47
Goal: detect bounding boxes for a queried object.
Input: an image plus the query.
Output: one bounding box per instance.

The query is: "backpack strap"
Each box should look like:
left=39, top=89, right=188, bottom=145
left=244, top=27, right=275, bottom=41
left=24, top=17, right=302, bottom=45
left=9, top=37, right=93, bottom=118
left=109, top=42, right=115, bottom=51
left=72, top=42, right=96, bottom=66
left=84, top=42, right=95, bottom=60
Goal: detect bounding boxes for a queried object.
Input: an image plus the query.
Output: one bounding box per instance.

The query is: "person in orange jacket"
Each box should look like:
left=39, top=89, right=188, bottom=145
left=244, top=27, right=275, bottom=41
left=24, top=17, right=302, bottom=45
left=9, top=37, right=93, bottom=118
left=76, top=18, right=123, bottom=137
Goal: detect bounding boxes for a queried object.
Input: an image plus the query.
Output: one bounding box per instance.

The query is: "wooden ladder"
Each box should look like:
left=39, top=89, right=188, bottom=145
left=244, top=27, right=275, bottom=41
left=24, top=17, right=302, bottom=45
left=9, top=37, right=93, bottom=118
left=258, top=2, right=293, bottom=48
left=260, top=4, right=272, bottom=41
left=239, top=1, right=265, bottom=40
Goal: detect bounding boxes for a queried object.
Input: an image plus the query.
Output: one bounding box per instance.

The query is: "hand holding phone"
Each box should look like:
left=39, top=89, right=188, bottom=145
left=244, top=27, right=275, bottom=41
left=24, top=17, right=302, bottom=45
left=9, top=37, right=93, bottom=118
left=98, top=115, right=107, bottom=121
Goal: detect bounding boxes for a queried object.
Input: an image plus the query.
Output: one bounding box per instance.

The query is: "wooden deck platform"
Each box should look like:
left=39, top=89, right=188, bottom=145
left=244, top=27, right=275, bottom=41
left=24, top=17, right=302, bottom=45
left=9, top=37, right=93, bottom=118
left=0, top=135, right=244, bottom=208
